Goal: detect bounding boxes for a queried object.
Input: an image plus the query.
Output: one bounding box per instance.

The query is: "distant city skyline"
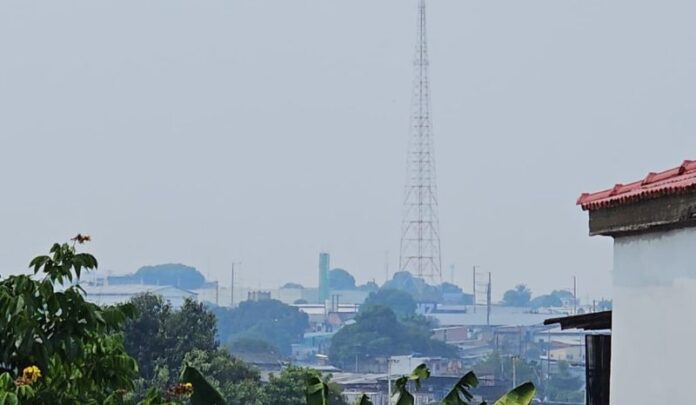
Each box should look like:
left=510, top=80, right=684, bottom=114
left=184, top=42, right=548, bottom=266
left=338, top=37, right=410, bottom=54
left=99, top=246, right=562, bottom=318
left=3, top=0, right=696, bottom=300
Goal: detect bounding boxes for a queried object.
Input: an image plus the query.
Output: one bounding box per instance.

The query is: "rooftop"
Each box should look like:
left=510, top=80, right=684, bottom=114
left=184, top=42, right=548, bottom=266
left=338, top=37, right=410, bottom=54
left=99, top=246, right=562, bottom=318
left=578, top=160, right=696, bottom=211
left=80, top=284, right=197, bottom=296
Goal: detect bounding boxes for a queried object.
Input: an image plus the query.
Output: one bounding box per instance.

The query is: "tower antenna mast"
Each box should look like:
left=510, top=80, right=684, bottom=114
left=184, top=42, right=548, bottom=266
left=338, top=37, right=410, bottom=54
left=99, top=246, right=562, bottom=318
left=399, top=0, right=442, bottom=284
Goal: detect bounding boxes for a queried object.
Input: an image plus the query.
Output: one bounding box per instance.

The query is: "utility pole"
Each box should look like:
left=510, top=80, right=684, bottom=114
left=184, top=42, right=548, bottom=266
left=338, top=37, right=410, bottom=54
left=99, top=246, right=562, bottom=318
left=573, top=276, right=577, bottom=315
left=231, top=262, right=241, bottom=308
left=215, top=280, right=219, bottom=306
left=472, top=266, right=477, bottom=313
left=486, top=272, right=492, bottom=326
left=387, top=356, right=394, bottom=402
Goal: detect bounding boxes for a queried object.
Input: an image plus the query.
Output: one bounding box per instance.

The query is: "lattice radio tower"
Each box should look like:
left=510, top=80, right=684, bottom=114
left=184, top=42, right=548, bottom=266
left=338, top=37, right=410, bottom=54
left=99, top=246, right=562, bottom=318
left=399, top=0, right=442, bottom=284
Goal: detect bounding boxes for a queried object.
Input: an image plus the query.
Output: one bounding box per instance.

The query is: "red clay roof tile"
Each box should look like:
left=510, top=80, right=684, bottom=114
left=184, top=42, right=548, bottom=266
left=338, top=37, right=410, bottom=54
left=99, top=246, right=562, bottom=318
left=578, top=160, right=696, bottom=210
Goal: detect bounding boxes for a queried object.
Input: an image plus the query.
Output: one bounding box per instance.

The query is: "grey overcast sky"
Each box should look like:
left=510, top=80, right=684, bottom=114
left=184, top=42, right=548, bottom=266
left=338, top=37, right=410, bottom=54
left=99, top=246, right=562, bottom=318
left=2, top=0, right=695, bottom=301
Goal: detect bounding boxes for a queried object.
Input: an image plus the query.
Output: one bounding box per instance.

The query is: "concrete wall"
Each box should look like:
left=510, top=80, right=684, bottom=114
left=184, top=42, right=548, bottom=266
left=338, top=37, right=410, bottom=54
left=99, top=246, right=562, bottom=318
left=612, top=227, right=696, bottom=403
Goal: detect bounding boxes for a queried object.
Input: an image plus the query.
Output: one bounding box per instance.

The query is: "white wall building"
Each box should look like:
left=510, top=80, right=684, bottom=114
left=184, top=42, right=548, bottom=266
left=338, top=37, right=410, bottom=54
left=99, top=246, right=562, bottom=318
left=81, top=284, right=197, bottom=308
left=578, top=159, right=696, bottom=403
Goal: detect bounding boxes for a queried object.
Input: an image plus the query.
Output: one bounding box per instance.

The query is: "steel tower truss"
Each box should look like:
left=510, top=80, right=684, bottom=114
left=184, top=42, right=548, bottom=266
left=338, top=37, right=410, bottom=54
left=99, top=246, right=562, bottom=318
left=399, top=0, right=442, bottom=284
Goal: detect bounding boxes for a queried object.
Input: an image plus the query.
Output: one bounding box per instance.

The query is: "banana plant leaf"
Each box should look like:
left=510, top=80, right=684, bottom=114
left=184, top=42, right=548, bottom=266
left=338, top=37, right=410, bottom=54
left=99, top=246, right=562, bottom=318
left=490, top=382, right=536, bottom=405
left=439, top=371, right=479, bottom=404
left=408, top=363, right=431, bottom=390
left=355, top=393, right=374, bottom=405
left=306, top=375, right=329, bottom=405
left=180, top=365, right=226, bottom=405
left=391, top=376, right=414, bottom=405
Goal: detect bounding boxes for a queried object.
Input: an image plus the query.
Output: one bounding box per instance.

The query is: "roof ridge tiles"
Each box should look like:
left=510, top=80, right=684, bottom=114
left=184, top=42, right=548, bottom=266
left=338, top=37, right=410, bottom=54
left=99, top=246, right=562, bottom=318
left=578, top=159, right=696, bottom=210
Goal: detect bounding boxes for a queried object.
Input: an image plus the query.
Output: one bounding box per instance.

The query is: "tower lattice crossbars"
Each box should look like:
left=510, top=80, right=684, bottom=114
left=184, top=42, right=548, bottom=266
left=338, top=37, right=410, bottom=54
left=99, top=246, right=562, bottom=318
left=399, top=0, right=442, bottom=284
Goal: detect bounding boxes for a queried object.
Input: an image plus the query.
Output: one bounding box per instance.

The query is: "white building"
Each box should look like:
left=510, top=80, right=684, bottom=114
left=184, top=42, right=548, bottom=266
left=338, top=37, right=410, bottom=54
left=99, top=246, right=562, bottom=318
left=578, top=159, right=696, bottom=403
left=81, top=284, right=197, bottom=308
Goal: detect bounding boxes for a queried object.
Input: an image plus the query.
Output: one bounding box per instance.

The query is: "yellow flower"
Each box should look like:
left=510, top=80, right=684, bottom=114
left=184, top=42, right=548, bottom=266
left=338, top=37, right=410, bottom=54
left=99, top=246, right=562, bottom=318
left=17, top=365, right=41, bottom=385
left=169, top=382, right=194, bottom=396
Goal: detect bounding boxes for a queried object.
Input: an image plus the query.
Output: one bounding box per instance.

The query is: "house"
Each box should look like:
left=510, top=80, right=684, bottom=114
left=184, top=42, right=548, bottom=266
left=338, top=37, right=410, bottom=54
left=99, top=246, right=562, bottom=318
left=576, top=159, right=696, bottom=403
left=80, top=284, right=197, bottom=308
left=545, top=311, right=611, bottom=405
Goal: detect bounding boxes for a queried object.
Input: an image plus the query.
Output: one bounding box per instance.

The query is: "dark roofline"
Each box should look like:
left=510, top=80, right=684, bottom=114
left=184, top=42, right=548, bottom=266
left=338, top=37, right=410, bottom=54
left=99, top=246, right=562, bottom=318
left=544, top=311, right=611, bottom=331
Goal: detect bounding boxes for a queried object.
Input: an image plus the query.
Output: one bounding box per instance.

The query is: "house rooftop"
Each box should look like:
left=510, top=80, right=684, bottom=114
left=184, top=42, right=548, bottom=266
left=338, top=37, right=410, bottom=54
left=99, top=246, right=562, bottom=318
left=544, top=310, right=611, bottom=331
left=578, top=160, right=696, bottom=211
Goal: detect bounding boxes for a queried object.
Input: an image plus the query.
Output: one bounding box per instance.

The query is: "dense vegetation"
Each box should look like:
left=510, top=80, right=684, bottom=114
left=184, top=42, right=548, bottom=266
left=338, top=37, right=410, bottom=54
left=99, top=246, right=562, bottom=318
left=212, top=299, right=309, bottom=355
left=361, top=289, right=417, bottom=319
left=329, top=305, right=456, bottom=369
left=381, top=272, right=472, bottom=304
left=501, top=285, right=579, bottom=310
left=0, top=239, right=541, bottom=404
left=109, top=264, right=206, bottom=290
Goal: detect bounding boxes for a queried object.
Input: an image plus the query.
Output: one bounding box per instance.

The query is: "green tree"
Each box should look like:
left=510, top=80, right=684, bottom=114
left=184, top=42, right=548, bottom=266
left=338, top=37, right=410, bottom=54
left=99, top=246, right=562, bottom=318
left=329, top=268, right=356, bottom=290
left=329, top=306, right=456, bottom=369
left=382, top=272, right=441, bottom=302
left=123, top=295, right=218, bottom=385
left=133, top=264, right=205, bottom=290
left=124, top=294, right=173, bottom=380
left=163, top=299, right=217, bottom=372
left=362, top=289, right=417, bottom=319
left=213, top=299, right=309, bottom=355
left=181, top=348, right=263, bottom=405
left=0, top=238, right=138, bottom=403
left=263, top=366, right=346, bottom=405
left=502, top=285, right=532, bottom=307
left=227, top=337, right=280, bottom=356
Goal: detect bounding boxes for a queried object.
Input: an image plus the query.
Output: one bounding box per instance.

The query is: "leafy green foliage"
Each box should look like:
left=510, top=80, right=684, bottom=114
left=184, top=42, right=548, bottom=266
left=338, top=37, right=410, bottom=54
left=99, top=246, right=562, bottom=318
left=384, top=364, right=536, bottom=405
left=490, top=382, right=535, bottom=405
left=264, top=366, right=347, bottom=405
left=124, top=294, right=173, bottom=380
left=306, top=375, right=329, bottom=405
left=227, top=337, right=280, bottom=356
left=440, top=372, right=478, bottom=404
left=329, top=306, right=456, bottom=368
left=0, top=240, right=138, bottom=403
left=180, top=348, right=263, bottom=405
left=213, top=299, right=309, bottom=355
left=180, top=365, right=226, bottom=405
left=362, top=289, right=416, bottom=318
left=123, top=295, right=217, bottom=384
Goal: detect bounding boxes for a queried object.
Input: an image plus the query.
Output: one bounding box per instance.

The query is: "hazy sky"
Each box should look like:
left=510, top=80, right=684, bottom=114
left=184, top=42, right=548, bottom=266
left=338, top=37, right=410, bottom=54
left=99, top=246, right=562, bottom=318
left=2, top=0, right=696, bottom=301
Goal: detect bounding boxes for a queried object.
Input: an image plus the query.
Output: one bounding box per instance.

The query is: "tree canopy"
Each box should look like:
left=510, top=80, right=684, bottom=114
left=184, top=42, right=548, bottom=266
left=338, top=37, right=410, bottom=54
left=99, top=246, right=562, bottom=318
left=212, top=299, right=309, bottom=355
left=135, top=263, right=206, bottom=290
left=382, top=271, right=441, bottom=301
left=264, top=366, right=347, bottom=405
left=502, top=284, right=532, bottom=307
left=0, top=240, right=137, bottom=403
left=528, top=290, right=574, bottom=309
left=124, top=295, right=217, bottom=383
left=328, top=268, right=356, bottom=290
left=361, top=289, right=417, bottom=318
left=329, top=305, right=456, bottom=369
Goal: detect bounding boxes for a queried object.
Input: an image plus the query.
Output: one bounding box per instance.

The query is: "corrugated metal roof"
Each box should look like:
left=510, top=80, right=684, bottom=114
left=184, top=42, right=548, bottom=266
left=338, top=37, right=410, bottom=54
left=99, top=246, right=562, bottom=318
left=578, top=160, right=696, bottom=210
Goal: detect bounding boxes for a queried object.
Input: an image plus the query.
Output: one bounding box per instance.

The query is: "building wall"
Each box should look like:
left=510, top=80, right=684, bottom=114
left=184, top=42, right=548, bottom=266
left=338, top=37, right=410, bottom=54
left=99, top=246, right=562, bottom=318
left=612, top=227, right=696, bottom=403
